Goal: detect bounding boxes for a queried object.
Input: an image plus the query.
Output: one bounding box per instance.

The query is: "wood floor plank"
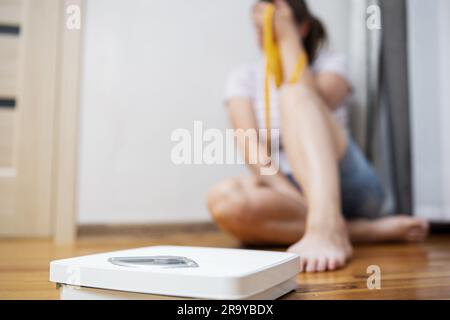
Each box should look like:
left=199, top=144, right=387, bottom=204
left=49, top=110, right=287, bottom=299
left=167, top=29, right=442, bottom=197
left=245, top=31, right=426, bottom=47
left=0, top=234, right=449, bottom=299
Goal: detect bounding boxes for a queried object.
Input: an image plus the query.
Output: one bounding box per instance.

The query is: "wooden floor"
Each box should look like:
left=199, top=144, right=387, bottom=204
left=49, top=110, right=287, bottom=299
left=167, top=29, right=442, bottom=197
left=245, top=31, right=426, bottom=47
left=1, top=231, right=450, bottom=300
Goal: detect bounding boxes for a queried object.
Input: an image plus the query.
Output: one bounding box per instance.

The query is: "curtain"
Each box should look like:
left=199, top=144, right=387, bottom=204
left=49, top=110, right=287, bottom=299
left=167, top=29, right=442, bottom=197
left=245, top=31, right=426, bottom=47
left=349, top=0, right=412, bottom=215
left=376, top=0, right=412, bottom=214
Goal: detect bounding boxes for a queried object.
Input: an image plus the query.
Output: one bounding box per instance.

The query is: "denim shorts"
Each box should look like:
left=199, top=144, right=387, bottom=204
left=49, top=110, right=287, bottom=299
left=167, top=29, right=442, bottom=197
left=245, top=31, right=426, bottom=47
left=286, top=137, right=385, bottom=220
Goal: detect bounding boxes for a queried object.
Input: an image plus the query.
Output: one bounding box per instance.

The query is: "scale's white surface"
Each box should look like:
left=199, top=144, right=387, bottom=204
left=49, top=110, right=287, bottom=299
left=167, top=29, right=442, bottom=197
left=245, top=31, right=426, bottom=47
left=50, top=246, right=299, bottom=300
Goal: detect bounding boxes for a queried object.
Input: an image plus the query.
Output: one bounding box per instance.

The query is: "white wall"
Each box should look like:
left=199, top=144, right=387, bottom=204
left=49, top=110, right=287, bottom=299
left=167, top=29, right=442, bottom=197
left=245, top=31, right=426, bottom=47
left=78, top=0, right=351, bottom=224
left=308, top=0, right=351, bottom=54
left=408, top=0, right=450, bottom=221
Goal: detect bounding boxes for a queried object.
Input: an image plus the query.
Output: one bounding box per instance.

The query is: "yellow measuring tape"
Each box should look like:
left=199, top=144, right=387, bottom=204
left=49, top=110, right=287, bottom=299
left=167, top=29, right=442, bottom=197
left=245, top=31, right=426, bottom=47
left=263, top=4, right=308, bottom=155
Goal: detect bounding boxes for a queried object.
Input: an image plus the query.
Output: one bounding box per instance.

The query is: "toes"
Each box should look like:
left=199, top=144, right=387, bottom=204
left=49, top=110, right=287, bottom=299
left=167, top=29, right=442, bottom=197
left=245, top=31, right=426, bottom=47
left=417, top=218, right=430, bottom=229
left=299, top=257, right=307, bottom=272
left=406, top=234, right=423, bottom=242
left=326, top=255, right=346, bottom=271
left=419, top=219, right=430, bottom=237
left=406, top=219, right=430, bottom=242
left=408, top=217, right=430, bottom=231
left=406, top=229, right=428, bottom=242
left=327, top=258, right=337, bottom=271
left=316, top=257, right=327, bottom=272
left=388, top=216, right=430, bottom=242
left=298, top=254, right=349, bottom=273
left=306, top=258, right=318, bottom=273
left=335, top=255, right=346, bottom=269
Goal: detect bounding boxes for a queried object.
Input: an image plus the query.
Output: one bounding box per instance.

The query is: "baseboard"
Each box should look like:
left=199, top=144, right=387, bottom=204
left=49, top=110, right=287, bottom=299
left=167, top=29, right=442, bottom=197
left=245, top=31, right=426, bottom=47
left=77, top=222, right=219, bottom=237
left=430, top=223, right=450, bottom=234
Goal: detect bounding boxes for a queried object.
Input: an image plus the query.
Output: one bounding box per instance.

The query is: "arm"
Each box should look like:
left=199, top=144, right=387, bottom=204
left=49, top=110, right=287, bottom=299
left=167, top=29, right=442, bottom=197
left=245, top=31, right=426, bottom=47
left=226, top=97, right=272, bottom=175
left=279, top=39, right=351, bottom=110
left=226, top=97, right=299, bottom=195
left=276, top=24, right=350, bottom=111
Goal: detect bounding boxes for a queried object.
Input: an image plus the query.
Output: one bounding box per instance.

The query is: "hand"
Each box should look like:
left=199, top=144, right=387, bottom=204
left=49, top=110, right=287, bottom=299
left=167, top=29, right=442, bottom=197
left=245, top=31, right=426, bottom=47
left=272, top=0, right=298, bottom=42
left=253, top=0, right=298, bottom=43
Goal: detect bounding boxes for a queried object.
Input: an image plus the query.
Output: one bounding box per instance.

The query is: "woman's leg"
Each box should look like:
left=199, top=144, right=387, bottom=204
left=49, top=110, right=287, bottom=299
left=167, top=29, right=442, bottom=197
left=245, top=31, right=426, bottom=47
left=207, top=175, right=429, bottom=271
left=207, top=175, right=307, bottom=245
left=278, top=85, right=353, bottom=272
left=339, top=138, right=430, bottom=243
left=349, top=217, right=429, bottom=243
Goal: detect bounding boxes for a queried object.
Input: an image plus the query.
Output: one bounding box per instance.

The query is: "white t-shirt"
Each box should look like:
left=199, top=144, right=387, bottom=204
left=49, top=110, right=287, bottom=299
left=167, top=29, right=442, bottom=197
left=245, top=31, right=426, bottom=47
left=224, top=48, right=350, bottom=173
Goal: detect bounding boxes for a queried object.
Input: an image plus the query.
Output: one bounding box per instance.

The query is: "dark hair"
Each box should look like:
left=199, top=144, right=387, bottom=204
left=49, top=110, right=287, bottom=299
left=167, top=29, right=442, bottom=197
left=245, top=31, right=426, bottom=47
left=261, top=0, right=327, bottom=63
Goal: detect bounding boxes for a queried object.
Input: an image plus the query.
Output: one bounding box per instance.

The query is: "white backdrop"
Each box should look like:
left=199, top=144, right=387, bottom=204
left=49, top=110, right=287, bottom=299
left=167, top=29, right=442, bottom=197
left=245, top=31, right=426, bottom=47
left=408, top=0, right=450, bottom=221
left=78, top=0, right=351, bottom=224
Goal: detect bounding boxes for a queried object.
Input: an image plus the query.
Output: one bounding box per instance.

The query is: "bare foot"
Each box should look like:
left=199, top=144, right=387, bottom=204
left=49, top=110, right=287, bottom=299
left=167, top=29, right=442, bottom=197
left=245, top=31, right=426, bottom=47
left=348, top=215, right=430, bottom=243
left=288, top=223, right=353, bottom=273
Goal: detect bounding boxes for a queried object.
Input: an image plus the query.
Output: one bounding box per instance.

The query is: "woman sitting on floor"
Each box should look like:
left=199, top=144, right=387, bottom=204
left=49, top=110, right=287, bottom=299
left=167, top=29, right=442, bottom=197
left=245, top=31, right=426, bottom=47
left=207, top=0, right=429, bottom=273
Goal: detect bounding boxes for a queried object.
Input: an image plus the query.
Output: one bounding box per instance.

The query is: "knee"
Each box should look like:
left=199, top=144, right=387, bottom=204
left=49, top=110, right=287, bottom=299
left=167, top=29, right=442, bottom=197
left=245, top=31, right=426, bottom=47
left=207, top=178, right=250, bottom=227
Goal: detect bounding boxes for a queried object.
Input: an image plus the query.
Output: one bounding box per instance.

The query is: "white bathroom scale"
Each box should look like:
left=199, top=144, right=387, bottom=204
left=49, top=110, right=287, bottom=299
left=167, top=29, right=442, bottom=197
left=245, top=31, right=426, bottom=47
left=49, top=246, right=300, bottom=300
